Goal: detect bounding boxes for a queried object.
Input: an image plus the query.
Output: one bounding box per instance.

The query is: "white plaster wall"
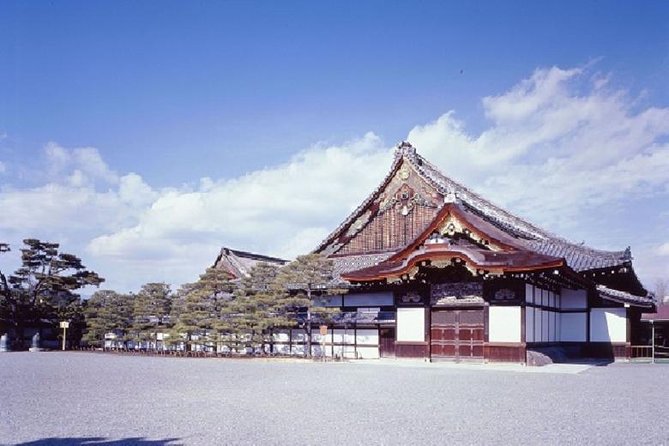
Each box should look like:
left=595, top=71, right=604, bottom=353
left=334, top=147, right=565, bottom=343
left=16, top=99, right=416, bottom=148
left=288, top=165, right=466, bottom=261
left=272, top=331, right=290, bottom=343
left=273, top=344, right=291, bottom=355
left=489, top=306, right=521, bottom=343
left=534, top=308, right=542, bottom=342
left=590, top=308, right=627, bottom=342
left=312, top=329, right=379, bottom=345
left=561, top=289, right=587, bottom=309
left=292, top=344, right=306, bottom=355
left=312, top=344, right=343, bottom=357
left=356, top=329, right=379, bottom=345
left=526, top=307, right=535, bottom=342
left=344, top=292, right=394, bottom=307
left=542, top=310, right=549, bottom=342
left=355, top=346, right=380, bottom=359
left=555, top=313, right=562, bottom=342
left=551, top=312, right=558, bottom=342
left=332, top=330, right=345, bottom=343
left=397, top=307, right=425, bottom=342
left=291, top=329, right=307, bottom=342
left=560, top=313, right=587, bottom=341
left=525, top=284, right=534, bottom=304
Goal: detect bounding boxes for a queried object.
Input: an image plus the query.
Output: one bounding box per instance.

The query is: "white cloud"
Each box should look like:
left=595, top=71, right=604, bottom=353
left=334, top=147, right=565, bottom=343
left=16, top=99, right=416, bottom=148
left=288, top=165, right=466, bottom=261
left=87, top=132, right=392, bottom=266
left=45, top=142, right=118, bottom=185
left=408, top=66, right=669, bottom=233
left=2, top=65, right=669, bottom=292
left=0, top=134, right=394, bottom=292
left=658, top=243, right=669, bottom=256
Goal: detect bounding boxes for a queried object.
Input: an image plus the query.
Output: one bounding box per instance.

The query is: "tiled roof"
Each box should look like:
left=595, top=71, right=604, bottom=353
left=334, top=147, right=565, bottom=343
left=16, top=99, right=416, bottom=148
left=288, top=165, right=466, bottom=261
left=317, top=142, right=633, bottom=274
left=343, top=242, right=564, bottom=282
left=525, top=240, right=631, bottom=272
left=642, top=305, right=669, bottom=321
left=596, top=285, right=655, bottom=308
left=331, top=252, right=394, bottom=282
left=213, top=247, right=288, bottom=279
left=405, top=146, right=631, bottom=272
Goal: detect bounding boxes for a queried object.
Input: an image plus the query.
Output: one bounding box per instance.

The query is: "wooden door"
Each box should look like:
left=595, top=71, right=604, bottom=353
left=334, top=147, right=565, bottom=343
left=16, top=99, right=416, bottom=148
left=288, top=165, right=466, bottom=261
left=431, top=309, right=484, bottom=361
left=379, top=327, right=396, bottom=358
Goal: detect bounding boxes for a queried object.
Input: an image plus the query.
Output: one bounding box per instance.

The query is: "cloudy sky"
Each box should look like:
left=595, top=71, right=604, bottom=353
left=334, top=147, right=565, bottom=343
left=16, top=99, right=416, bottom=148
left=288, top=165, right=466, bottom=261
left=1, top=2, right=669, bottom=293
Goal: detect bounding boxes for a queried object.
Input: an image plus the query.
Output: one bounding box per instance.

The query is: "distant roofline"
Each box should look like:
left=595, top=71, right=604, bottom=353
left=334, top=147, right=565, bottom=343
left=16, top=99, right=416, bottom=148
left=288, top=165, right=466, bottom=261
left=219, top=247, right=288, bottom=264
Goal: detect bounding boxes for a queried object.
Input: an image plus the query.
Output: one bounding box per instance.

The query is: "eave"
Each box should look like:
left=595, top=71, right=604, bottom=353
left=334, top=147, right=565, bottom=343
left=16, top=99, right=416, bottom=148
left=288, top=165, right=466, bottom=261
left=596, top=284, right=655, bottom=309
left=342, top=243, right=565, bottom=283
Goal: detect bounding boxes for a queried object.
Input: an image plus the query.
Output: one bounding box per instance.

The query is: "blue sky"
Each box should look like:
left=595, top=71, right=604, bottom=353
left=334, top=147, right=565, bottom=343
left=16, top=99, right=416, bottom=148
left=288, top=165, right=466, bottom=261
left=1, top=2, right=669, bottom=294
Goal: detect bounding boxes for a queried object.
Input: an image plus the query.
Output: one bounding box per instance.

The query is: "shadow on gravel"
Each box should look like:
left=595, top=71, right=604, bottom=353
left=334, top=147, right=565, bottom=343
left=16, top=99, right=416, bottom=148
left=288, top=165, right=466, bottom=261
left=16, top=437, right=181, bottom=446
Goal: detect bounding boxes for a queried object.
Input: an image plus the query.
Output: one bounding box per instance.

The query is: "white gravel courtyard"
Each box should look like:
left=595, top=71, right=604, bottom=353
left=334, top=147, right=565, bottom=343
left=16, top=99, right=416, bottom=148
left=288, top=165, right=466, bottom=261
left=1, top=352, right=667, bottom=445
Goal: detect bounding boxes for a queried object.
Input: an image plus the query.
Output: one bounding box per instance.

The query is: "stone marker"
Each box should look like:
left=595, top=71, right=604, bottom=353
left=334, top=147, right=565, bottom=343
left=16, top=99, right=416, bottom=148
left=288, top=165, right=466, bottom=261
left=0, top=333, right=8, bottom=352
left=29, top=332, right=42, bottom=352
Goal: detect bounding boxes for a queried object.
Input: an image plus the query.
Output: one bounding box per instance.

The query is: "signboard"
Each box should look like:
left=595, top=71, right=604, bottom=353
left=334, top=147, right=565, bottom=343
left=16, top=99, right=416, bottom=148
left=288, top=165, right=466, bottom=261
left=60, top=321, right=70, bottom=329
left=319, top=325, right=328, bottom=336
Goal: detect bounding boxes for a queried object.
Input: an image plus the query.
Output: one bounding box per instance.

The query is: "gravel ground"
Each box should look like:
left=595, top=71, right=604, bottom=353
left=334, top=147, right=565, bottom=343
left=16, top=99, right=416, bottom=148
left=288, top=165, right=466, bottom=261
left=0, top=352, right=667, bottom=446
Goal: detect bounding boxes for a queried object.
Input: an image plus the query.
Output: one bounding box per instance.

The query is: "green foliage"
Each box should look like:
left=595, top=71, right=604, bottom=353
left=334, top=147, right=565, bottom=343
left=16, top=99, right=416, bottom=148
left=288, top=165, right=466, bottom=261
left=274, top=253, right=342, bottom=357
left=83, top=290, right=132, bottom=347
left=229, top=261, right=304, bottom=351
left=70, top=255, right=346, bottom=356
left=169, top=268, right=234, bottom=351
left=0, top=239, right=104, bottom=347
left=131, top=282, right=172, bottom=345
left=0, top=243, right=11, bottom=331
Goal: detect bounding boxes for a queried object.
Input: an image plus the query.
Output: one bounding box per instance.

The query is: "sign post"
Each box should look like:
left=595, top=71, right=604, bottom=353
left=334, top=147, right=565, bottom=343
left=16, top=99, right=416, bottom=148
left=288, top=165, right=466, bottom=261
left=60, top=321, right=70, bottom=351
left=319, top=325, right=328, bottom=362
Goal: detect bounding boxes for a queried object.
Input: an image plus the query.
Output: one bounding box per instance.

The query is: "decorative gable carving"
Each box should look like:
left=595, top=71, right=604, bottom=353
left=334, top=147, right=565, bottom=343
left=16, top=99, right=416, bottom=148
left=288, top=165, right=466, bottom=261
left=431, top=282, right=484, bottom=306
left=432, top=213, right=502, bottom=251
left=332, top=161, right=443, bottom=256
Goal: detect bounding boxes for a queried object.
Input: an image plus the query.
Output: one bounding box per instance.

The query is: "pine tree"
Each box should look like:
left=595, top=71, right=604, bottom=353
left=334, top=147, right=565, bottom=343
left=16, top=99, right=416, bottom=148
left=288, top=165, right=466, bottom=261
left=232, top=262, right=313, bottom=354
left=131, top=283, right=172, bottom=350
left=3, top=239, right=103, bottom=348
left=274, top=254, right=342, bottom=358
left=83, top=290, right=132, bottom=348
left=170, top=268, right=234, bottom=352
left=0, top=243, right=11, bottom=335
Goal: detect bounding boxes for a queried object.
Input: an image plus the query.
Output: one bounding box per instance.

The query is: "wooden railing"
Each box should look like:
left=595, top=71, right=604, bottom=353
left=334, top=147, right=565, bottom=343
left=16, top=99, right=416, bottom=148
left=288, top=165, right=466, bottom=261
left=630, top=345, right=652, bottom=359
left=630, top=345, right=669, bottom=361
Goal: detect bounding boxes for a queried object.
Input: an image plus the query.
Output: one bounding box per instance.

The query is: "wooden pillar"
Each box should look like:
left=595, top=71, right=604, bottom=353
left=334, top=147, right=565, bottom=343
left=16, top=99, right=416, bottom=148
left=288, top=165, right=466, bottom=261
left=354, top=323, right=358, bottom=359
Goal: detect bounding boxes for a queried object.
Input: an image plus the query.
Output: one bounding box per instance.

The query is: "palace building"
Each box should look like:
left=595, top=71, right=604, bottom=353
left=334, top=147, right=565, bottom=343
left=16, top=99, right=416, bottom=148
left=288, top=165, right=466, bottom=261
left=309, top=142, right=654, bottom=363
left=217, top=142, right=655, bottom=363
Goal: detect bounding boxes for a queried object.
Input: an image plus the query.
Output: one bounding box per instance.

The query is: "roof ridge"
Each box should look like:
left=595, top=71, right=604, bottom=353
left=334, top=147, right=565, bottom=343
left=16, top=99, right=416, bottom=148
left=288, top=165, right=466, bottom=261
left=222, top=247, right=288, bottom=263
left=407, top=151, right=630, bottom=259
left=408, top=151, right=552, bottom=240
left=314, top=142, right=630, bottom=266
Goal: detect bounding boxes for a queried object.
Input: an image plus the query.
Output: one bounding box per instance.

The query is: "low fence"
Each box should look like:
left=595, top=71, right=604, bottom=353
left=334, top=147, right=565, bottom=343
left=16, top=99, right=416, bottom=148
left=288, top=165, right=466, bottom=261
left=630, top=344, right=669, bottom=363
left=94, top=326, right=380, bottom=359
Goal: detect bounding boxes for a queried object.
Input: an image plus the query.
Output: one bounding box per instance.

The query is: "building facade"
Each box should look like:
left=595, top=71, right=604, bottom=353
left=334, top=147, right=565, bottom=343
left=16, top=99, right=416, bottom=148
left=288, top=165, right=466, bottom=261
left=309, top=142, right=654, bottom=363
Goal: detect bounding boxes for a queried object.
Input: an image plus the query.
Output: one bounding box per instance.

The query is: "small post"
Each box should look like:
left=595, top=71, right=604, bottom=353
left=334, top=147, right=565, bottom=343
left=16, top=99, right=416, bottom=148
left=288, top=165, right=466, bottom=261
left=651, top=320, right=655, bottom=364
left=60, top=321, right=70, bottom=351
left=319, top=325, right=328, bottom=362
left=0, top=333, right=9, bottom=352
